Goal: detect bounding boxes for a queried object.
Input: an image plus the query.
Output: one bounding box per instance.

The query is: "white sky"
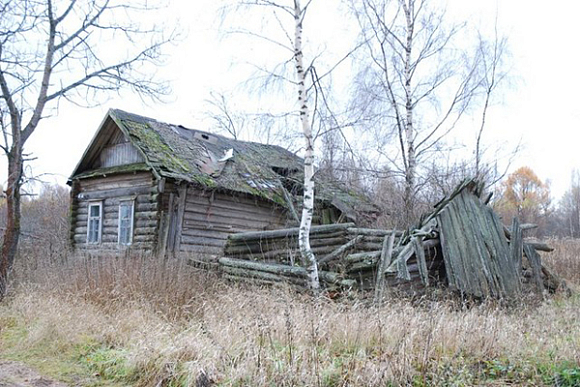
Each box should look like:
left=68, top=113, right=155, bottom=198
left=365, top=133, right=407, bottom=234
left=11, top=0, right=580, bottom=201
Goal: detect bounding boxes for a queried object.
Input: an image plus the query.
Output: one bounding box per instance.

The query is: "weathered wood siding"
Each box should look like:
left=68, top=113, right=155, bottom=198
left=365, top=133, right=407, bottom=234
left=100, top=142, right=144, bottom=168
left=71, top=171, right=159, bottom=252
left=175, top=187, right=287, bottom=256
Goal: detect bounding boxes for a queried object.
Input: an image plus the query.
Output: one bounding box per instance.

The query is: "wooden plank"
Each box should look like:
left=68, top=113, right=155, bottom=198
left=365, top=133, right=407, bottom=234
left=227, top=223, right=355, bottom=243
left=182, top=206, right=283, bottom=226
left=510, top=217, right=523, bottom=275
left=174, top=185, right=187, bottom=252
left=188, top=190, right=282, bottom=211
left=412, top=237, right=429, bottom=286
left=79, top=171, right=153, bottom=190
left=182, top=212, right=276, bottom=231
left=77, top=185, right=156, bottom=200
left=374, top=232, right=396, bottom=302
left=523, top=243, right=544, bottom=294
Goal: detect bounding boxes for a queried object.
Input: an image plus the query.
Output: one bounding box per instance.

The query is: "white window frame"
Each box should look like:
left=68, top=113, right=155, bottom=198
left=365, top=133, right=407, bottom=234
left=118, top=200, right=135, bottom=246
left=86, top=201, right=103, bottom=244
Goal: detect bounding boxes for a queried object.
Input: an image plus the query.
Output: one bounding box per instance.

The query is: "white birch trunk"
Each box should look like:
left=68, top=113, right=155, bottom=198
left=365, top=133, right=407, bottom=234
left=402, top=0, right=416, bottom=223
left=294, top=0, right=320, bottom=292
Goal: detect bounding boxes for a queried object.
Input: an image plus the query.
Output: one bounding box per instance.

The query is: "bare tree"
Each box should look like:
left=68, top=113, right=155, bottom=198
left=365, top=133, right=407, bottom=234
left=349, top=0, right=502, bottom=224
left=0, top=0, right=175, bottom=299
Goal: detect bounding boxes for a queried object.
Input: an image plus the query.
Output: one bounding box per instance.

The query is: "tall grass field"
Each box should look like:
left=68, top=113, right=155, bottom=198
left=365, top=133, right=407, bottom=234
left=1, top=240, right=579, bottom=386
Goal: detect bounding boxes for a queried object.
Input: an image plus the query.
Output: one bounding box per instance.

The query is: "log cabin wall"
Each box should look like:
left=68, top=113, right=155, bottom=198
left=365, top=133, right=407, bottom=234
left=71, top=171, right=159, bottom=252
left=170, top=186, right=288, bottom=256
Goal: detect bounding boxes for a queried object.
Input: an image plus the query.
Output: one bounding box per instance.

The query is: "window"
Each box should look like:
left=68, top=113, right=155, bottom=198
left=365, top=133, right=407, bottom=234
left=118, top=201, right=134, bottom=245
left=87, top=202, right=102, bottom=244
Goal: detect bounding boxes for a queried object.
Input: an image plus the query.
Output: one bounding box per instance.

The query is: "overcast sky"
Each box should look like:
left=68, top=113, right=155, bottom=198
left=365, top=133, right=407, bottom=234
left=12, top=0, right=580, bottom=201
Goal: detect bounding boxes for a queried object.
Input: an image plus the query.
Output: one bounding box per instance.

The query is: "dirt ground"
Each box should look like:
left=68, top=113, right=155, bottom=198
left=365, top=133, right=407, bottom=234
left=0, top=361, right=66, bottom=387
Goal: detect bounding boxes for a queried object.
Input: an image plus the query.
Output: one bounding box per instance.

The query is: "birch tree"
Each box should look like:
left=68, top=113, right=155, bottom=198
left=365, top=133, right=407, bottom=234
left=0, top=0, right=175, bottom=299
left=293, top=0, right=319, bottom=291
left=350, top=0, right=501, bottom=223
left=224, top=0, right=328, bottom=291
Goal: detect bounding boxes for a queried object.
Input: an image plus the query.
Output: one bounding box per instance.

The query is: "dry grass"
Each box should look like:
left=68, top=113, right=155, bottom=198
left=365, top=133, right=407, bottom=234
left=1, top=242, right=580, bottom=386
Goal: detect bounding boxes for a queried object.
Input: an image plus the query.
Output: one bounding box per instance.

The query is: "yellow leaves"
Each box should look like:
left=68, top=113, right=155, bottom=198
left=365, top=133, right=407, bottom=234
left=494, top=166, right=551, bottom=226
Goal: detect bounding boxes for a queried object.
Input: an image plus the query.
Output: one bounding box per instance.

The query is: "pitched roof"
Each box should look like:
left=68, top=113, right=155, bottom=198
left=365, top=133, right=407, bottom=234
left=70, top=109, right=377, bottom=220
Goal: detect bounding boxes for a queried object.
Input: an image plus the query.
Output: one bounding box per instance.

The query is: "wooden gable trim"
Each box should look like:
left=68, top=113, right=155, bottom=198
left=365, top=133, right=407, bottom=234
left=68, top=109, right=161, bottom=184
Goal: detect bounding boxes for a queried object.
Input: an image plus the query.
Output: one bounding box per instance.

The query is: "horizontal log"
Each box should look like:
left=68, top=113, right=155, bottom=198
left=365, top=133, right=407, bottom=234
left=133, top=234, right=156, bottom=243
left=135, top=219, right=158, bottom=229
left=184, top=198, right=285, bottom=221
left=134, top=227, right=157, bottom=236
left=221, top=266, right=308, bottom=287
left=219, top=257, right=308, bottom=277
left=180, top=235, right=227, bottom=248
left=523, top=239, right=554, bottom=252
left=345, top=250, right=381, bottom=263
left=180, top=226, right=236, bottom=240
left=183, top=212, right=277, bottom=231
left=347, top=228, right=403, bottom=237
left=179, top=244, right=223, bottom=255
left=224, top=235, right=347, bottom=256
left=187, top=191, right=280, bottom=212
left=135, top=211, right=158, bottom=220
left=218, top=257, right=353, bottom=288
left=224, top=230, right=349, bottom=250
left=79, top=172, right=153, bottom=189
left=227, top=223, right=355, bottom=243
left=186, top=257, right=220, bottom=271
left=232, top=245, right=338, bottom=260
left=77, top=186, right=157, bottom=200
left=222, top=273, right=306, bottom=290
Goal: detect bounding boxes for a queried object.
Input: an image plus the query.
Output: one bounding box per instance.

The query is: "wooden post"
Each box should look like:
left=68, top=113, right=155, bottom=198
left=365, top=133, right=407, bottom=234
left=412, top=237, right=429, bottom=286
left=523, top=243, right=544, bottom=296
left=374, top=232, right=396, bottom=303
left=510, top=217, right=523, bottom=276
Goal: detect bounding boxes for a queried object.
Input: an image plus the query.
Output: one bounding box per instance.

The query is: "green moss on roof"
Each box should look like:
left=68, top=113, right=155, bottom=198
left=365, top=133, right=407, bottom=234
left=123, top=120, right=192, bottom=175
left=104, top=109, right=372, bottom=217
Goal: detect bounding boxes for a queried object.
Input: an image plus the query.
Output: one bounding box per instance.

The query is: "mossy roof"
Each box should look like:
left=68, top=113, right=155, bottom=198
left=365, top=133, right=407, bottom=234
left=71, top=109, right=376, bottom=220
left=106, top=109, right=304, bottom=204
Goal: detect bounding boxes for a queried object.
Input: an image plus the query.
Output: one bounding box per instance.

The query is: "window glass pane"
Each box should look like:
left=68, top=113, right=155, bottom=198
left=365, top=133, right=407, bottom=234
left=118, top=202, right=133, bottom=245
left=88, top=217, right=100, bottom=243
left=90, top=205, right=100, bottom=217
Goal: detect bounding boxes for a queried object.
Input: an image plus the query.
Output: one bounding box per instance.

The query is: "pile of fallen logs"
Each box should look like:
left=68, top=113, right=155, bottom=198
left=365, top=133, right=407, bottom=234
left=223, top=223, right=401, bottom=269
left=214, top=179, right=566, bottom=299
left=219, top=257, right=356, bottom=290
left=223, top=223, right=352, bottom=266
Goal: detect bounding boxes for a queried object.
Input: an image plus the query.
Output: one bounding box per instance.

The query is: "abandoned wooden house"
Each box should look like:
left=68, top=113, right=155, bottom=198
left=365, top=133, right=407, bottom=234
left=68, top=109, right=374, bottom=256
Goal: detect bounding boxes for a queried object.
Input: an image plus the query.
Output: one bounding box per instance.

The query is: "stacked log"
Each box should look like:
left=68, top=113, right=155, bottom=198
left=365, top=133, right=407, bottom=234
left=223, top=223, right=355, bottom=265
left=219, top=257, right=356, bottom=290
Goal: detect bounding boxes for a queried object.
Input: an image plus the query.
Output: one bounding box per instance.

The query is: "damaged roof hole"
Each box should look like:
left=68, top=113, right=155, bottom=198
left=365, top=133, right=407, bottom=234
left=272, top=166, right=299, bottom=177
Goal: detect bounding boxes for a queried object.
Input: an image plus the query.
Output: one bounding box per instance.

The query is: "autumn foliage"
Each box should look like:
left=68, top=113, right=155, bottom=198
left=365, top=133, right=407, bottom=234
left=494, top=166, right=551, bottom=234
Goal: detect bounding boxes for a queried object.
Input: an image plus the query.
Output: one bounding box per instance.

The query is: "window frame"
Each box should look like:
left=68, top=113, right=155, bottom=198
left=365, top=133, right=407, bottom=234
left=86, top=201, right=103, bottom=244
left=118, top=200, right=135, bottom=246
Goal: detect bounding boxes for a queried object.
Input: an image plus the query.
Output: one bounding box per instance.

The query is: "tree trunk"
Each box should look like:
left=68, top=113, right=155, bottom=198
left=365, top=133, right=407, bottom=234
left=0, top=153, right=23, bottom=300
left=294, top=0, right=320, bottom=292
left=402, top=0, right=416, bottom=225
